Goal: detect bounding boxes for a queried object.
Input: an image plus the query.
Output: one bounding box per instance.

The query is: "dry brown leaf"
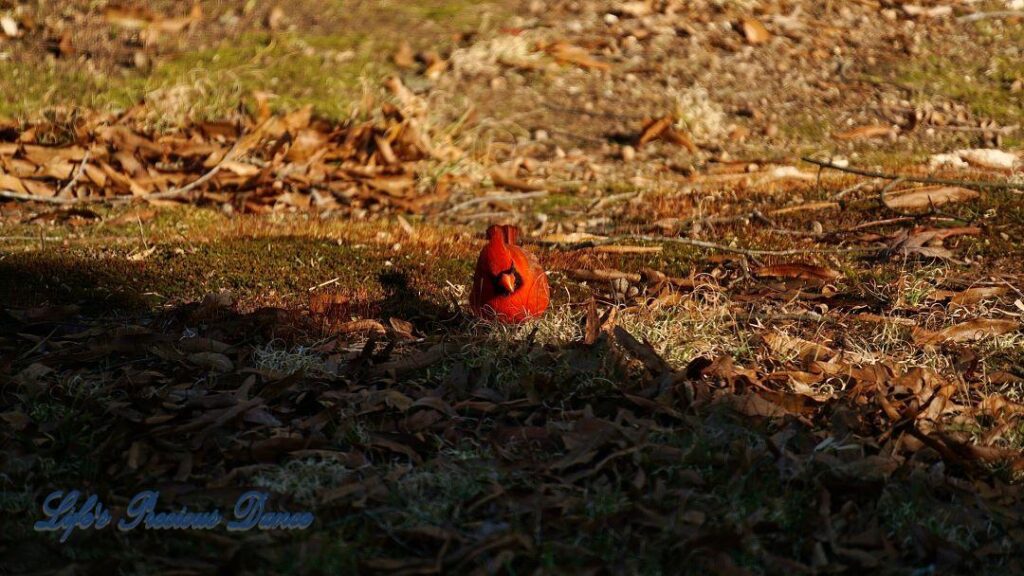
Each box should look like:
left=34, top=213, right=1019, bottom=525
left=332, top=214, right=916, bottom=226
left=21, top=179, right=55, bottom=198
left=491, top=170, right=546, bottom=192
left=740, top=17, right=771, bottom=44
left=365, top=174, right=415, bottom=197
left=371, top=343, right=452, bottom=376
left=336, top=319, right=387, bottom=335
left=754, top=263, right=841, bottom=281
left=729, top=393, right=791, bottom=418
left=833, top=125, right=896, bottom=141
left=950, top=286, right=1009, bottom=307
left=883, top=186, right=979, bottom=210
left=0, top=173, right=28, bottom=194
left=958, top=149, right=1020, bottom=171
left=637, top=116, right=673, bottom=147
left=187, top=352, right=234, bottom=373
left=152, top=6, right=202, bottom=34
left=614, top=326, right=672, bottom=374
left=287, top=129, right=328, bottom=162
left=103, top=7, right=156, bottom=29
left=545, top=42, right=610, bottom=71
left=914, top=319, right=1020, bottom=345
left=764, top=332, right=835, bottom=363
left=888, top=227, right=981, bottom=261
left=388, top=317, right=416, bottom=339
left=220, top=160, right=260, bottom=177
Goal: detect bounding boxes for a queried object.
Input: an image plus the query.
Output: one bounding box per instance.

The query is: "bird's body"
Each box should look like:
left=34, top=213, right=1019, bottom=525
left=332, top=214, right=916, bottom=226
left=470, top=225, right=549, bottom=323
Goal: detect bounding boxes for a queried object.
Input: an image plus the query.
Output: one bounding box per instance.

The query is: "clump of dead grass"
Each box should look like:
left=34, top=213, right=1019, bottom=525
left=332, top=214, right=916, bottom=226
left=252, top=458, right=352, bottom=506
left=671, top=84, right=728, bottom=143
left=448, top=33, right=545, bottom=78
left=253, top=341, right=332, bottom=376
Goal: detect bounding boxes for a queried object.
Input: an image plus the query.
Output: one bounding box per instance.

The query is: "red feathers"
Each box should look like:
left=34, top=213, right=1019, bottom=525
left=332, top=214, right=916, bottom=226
left=470, top=225, right=550, bottom=323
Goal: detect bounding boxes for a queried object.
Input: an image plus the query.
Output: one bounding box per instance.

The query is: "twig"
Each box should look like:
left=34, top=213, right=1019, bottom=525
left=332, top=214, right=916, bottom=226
left=309, top=277, right=340, bottom=292
left=957, top=10, right=1024, bottom=23
left=762, top=228, right=828, bottom=238
left=802, top=157, right=1024, bottom=191
left=831, top=179, right=873, bottom=200
left=878, top=177, right=914, bottom=216
left=606, top=234, right=882, bottom=257
left=846, top=217, right=917, bottom=231
left=57, top=151, right=91, bottom=198
left=143, top=142, right=242, bottom=201
left=0, top=190, right=76, bottom=204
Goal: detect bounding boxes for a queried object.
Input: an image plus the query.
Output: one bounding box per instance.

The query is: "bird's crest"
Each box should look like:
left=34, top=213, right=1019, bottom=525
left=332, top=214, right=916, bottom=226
left=486, top=224, right=519, bottom=246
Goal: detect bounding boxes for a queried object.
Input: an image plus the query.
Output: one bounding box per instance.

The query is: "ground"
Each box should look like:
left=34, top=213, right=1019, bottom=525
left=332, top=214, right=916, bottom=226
left=2, top=1, right=1024, bottom=574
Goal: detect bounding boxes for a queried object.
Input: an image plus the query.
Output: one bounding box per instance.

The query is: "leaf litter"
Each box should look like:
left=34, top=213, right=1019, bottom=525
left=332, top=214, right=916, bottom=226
left=3, top=0, right=1024, bottom=573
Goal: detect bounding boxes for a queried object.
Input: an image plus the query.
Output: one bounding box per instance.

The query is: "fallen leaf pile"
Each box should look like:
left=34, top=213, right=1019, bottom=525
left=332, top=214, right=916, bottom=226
left=0, top=93, right=448, bottom=215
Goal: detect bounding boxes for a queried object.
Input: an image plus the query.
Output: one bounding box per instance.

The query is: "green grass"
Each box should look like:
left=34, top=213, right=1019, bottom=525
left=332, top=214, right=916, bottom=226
left=0, top=32, right=381, bottom=123
left=890, top=24, right=1024, bottom=128
left=0, top=0, right=508, bottom=123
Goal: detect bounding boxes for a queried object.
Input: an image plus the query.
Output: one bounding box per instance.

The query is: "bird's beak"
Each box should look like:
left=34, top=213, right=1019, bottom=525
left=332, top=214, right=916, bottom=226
left=498, top=273, right=517, bottom=294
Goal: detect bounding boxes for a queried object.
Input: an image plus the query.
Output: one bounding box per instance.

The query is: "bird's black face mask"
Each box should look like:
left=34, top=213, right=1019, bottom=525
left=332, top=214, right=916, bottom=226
left=492, top=264, right=523, bottom=296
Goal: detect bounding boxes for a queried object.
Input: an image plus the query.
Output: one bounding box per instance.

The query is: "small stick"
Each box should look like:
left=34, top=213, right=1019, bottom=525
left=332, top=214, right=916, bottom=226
left=801, top=157, right=1024, bottom=191
left=878, top=177, right=912, bottom=216
left=0, top=190, right=76, bottom=204
left=607, top=234, right=882, bottom=257
left=309, top=277, right=341, bottom=292
left=831, top=179, right=873, bottom=200
left=56, top=151, right=91, bottom=199
left=143, top=141, right=242, bottom=201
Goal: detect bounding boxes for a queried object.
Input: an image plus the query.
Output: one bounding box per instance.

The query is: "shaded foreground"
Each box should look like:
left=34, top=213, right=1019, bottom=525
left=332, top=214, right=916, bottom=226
left=2, top=185, right=1024, bottom=574
left=2, top=0, right=1024, bottom=571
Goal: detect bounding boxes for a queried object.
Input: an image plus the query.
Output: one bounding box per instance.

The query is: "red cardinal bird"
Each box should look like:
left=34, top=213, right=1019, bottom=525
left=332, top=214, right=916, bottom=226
left=470, top=224, right=549, bottom=323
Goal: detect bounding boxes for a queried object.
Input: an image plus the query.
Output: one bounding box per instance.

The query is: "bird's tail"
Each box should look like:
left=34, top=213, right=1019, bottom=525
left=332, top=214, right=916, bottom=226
left=486, top=224, right=519, bottom=246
